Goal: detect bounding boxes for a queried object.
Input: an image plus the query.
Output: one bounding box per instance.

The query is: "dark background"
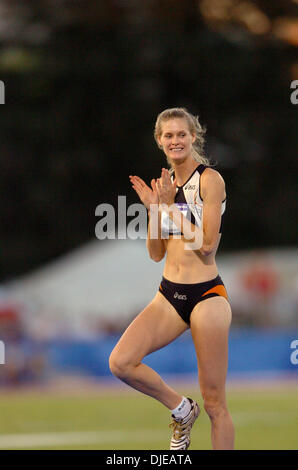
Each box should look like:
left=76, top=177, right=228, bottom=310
left=0, top=0, right=297, bottom=281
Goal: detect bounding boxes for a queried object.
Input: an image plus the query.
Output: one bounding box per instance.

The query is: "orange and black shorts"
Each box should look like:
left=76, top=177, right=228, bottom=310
left=159, top=274, right=229, bottom=325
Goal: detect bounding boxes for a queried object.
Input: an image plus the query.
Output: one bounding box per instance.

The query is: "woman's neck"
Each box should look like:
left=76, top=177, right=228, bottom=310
left=171, top=157, right=199, bottom=187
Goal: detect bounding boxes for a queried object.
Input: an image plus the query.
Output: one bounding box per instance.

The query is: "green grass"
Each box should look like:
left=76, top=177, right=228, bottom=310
left=0, top=385, right=296, bottom=450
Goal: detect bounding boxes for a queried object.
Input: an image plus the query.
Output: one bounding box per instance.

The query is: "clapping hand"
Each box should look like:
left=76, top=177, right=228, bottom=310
left=156, top=168, right=177, bottom=206
left=129, top=175, right=159, bottom=210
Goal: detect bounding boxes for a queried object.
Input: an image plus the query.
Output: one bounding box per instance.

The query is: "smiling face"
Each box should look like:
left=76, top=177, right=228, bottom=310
left=157, top=118, right=196, bottom=163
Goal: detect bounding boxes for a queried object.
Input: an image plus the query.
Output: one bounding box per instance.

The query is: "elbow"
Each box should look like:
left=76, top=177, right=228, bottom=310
left=150, top=252, right=165, bottom=262
left=200, top=244, right=214, bottom=257
left=146, top=239, right=165, bottom=262
left=200, top=249, right=213, bottom=257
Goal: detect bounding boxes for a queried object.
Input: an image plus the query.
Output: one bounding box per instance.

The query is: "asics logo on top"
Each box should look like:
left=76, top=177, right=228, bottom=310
left=185, top=184, right=196, bottom=190
left=174, top=292, right=187, bottom=300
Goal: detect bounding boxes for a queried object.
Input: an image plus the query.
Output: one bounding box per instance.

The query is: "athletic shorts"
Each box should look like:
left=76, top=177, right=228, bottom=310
left=158, top=274, right=229, bottom=325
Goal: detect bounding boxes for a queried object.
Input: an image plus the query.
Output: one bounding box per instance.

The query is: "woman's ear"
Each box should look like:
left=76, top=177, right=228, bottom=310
left=157, top=137, right=163, bottom=149
left=191, top=133, right=196, bottom=144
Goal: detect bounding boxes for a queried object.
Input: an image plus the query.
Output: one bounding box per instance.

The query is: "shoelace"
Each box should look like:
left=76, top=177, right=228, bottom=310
left=169, top=417, right=192, bottom=439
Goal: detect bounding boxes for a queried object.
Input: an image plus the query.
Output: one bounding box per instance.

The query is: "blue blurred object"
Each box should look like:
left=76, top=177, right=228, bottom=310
left=44, top=328, right=298, bottom=379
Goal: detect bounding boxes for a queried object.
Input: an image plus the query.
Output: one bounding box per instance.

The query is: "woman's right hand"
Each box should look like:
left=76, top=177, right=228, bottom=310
left=129, top=175, right=159, bottom=210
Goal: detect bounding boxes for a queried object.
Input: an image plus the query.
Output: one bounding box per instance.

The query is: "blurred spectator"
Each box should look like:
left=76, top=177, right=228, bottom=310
left=0, top=303, right=47, bottom=387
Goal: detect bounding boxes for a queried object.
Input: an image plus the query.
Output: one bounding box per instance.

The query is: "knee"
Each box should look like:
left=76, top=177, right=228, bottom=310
left=202, top=389, right=227, bottom=421
left=109, top=350, right=134, bottom=380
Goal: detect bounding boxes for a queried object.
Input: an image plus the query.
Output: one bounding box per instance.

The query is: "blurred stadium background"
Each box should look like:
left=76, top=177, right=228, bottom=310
left=0, top=0, right=297, bottom=450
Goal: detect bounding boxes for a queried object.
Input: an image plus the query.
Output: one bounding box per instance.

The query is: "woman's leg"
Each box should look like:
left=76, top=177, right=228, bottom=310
left=190, top=296, right=235, bottom=450
left=109, top=292, right=188, bottom=410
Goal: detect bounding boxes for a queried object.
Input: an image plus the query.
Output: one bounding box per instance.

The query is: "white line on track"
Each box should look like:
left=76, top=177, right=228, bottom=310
left=0, top=430, right=166, bottom=449
left=0, top=411, right=296, bottom=448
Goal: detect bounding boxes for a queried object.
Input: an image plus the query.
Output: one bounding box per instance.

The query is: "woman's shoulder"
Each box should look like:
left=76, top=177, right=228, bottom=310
left=200, top=167, right=226, bottom=198
left=202, top=166, right=225, bottom=184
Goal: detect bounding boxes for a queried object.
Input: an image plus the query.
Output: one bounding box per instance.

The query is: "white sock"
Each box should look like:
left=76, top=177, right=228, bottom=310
left=170, top=396, right=191, bottom=420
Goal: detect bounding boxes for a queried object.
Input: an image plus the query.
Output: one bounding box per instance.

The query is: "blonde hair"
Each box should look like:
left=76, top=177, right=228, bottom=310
left=154, top=107, right=210, bottom=170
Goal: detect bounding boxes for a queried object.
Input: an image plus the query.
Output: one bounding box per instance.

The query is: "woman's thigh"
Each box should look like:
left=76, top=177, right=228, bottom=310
left=190, top=296, right=232, bottom=399
left=110, top=292, right=189, bottom=365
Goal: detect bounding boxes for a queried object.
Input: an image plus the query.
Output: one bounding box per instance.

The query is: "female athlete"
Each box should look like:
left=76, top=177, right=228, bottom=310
left=109, top=107, right=235, bottom=450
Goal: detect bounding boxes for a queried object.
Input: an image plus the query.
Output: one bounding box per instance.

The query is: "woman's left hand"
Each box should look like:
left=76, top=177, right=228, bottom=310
left=156, top=168, right=177, bottom=206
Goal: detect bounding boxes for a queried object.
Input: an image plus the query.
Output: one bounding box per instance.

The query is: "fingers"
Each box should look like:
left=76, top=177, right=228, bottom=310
left=130, top=171, right=171, bottom=190
left=162, top=168, right=171, bottom=183
left=129, top=172, right=175, bottom=204
left=129, top=175, right=147, bottom=193
left=130, top=183, right=142, bottom=200
left=151, top=179, right=157, bottom=193
left=156, top=168, right=172, bottom=192
left=128, top=176, right=143, bottom=201
left=160, top=168, right=175, bottom=189
left=129, top=175, right=145, bottom=187
left=130, top=180, right=141, bottom=194
left=156, top=178, right=162, bottom=193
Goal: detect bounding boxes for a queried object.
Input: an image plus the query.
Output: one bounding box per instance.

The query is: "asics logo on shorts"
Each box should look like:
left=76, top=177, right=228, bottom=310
left=174, top=292, right=187, bottom=300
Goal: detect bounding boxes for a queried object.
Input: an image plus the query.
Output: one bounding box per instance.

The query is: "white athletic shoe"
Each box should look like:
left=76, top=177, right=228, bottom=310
left=169, top=398, right=200, bottom=450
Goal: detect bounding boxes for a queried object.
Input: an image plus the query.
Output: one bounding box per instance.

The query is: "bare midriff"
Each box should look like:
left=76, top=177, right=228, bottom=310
left=162, top=235, right=221, bottom=284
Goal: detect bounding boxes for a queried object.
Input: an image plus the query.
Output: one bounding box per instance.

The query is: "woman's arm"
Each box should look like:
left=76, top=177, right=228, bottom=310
left=146, top=203, right=166, bottom=262
left=156, top=168, right=202, bottom=250
left=129, top=175, right=166, bottom=262
left=199, top=168, right=226, bottom=256
left=157, top=168, right=225, bottom=254
left=160, top=203, right=203, bottom=250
